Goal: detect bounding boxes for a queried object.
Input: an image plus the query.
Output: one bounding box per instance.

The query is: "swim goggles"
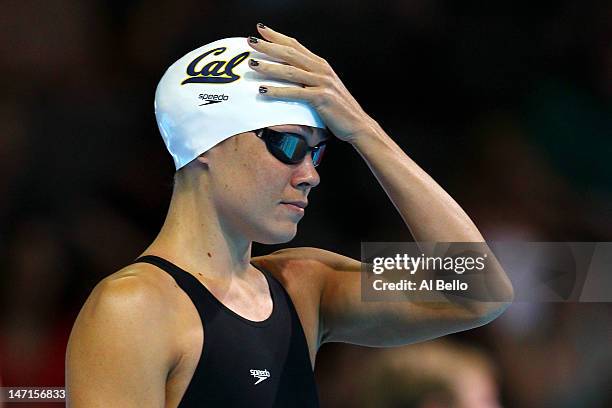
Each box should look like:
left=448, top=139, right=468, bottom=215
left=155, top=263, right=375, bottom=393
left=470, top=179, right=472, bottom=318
left=255, top=128, right=327, bottom=167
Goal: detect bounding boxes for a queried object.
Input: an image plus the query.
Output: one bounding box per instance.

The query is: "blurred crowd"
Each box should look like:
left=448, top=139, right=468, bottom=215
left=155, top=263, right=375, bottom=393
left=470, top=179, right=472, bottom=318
left=1, top=1, right=610, bottom=407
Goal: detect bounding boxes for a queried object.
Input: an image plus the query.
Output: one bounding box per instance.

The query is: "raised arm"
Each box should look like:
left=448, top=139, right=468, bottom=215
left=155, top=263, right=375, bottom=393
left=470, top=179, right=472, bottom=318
left=247, top=24, right=514, bottom=347
left=65, top=274, right=177, bottom=407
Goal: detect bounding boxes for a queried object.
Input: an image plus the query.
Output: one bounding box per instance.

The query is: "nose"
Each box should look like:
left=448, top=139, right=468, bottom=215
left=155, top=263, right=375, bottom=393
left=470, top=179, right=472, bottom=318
left=291, top=154, right=321, bottom=190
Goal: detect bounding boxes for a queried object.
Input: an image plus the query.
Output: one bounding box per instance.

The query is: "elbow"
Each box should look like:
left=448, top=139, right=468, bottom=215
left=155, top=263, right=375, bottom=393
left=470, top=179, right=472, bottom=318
left=495, top=279, right=515, bottom=317
left=480, top=275, right=515, bottom=324
left=473, top=297, right=513, bottom=327
left=468, top=286, right=515, bottom=327
left=483, top=300, right=512, bottom=324
left=457, top=280, right=514, bottom=330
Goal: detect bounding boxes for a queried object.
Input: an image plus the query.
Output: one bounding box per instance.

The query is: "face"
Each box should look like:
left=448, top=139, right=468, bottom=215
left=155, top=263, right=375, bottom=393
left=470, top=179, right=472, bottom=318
left=200, top=124, right=329, bottom=244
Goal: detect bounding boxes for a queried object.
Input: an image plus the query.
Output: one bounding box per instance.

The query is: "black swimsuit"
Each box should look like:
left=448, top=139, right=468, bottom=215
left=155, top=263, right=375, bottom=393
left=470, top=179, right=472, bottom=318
left=133, top=255, right=320, bottom=408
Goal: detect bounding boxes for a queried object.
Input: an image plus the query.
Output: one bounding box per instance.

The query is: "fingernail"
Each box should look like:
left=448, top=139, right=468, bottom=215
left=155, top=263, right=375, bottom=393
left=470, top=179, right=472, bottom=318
left=248, top=36, right=258, bottom=44
left=259, top=86, right=268, bottom=94
left=257, top=23, right=266, bottom=29
left=249, top=59, right=259, bottom=67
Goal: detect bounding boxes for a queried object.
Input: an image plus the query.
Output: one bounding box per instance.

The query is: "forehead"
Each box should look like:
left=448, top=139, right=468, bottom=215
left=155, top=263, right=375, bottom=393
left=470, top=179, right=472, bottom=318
left=267, top=124, right=329, bottom=145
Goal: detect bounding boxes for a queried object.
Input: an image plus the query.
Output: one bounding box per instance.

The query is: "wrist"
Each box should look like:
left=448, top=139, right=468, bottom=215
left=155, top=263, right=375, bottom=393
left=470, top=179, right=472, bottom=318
left=346, top=117, right=382, bottom=147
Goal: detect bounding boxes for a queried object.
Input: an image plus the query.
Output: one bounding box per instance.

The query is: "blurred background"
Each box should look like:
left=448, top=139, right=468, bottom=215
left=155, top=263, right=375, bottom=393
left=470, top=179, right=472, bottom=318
left=0, top=0, right=611, bottom=407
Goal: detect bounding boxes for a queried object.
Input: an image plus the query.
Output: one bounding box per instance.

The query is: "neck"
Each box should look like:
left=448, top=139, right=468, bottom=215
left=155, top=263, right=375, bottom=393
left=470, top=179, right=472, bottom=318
left=142, top=181, right=253, bottom=280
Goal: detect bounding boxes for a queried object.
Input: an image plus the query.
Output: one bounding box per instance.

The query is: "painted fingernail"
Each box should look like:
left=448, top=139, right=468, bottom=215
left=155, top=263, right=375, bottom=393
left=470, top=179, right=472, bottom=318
left=249, top=59, right=259, bottom=67
left=248, top=36, right=258, bottom=44
left=259, top=86, right=268, bottom=94
left=257, top=23, right=266, bottom=29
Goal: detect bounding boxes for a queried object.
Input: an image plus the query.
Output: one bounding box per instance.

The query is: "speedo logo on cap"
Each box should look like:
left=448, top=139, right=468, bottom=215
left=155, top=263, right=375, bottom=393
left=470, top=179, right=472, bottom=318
left=198, top=93, right=229, bottom=106
left=182, top=47, right=249, bottom=85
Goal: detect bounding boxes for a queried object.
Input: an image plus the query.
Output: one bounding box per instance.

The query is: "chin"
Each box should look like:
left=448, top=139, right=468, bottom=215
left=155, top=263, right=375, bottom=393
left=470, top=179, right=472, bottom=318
left=255, top=223, right=298, bottom=245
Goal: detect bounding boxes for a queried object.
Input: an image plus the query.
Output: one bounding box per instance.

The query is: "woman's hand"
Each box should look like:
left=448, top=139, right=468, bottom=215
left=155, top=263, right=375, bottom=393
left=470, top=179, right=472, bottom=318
left=246, top=23, right=377, bottom=144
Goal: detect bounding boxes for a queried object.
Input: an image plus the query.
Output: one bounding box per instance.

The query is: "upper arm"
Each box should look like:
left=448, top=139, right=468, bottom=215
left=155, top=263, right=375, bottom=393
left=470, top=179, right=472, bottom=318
left=65, top=275, right=176, bottom=407
left=282, top=248, right=501, bottom=347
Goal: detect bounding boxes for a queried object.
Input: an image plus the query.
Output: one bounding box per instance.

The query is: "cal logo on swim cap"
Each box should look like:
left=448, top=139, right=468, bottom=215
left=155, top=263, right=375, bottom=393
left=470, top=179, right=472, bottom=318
left=181, top=48, right=250, bottom=85
left=155, top=37, right=326, bottom=170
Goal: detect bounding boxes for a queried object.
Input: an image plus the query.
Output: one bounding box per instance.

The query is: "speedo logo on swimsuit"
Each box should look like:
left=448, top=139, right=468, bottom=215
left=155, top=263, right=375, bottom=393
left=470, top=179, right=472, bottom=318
left=198, top=93, right=229, bottom=106
left=182, top=47, right=249, bottom=85
left=250, top=369, right=270, bottom=385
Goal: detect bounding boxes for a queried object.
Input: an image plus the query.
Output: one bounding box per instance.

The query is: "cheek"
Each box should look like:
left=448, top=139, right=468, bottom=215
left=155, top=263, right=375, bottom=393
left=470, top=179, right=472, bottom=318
left=232, top=157, right=287, bottom=205
left=245, top=150, right=291, bottom=189
left=213, top=140, right=293, bottom=210
left=250, top=166, right=290, bottom=206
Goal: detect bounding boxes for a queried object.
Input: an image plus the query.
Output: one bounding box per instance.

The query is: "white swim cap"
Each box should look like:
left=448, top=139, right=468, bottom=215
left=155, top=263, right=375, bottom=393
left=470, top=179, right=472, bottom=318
left=154, top=37, right=326, bottom=170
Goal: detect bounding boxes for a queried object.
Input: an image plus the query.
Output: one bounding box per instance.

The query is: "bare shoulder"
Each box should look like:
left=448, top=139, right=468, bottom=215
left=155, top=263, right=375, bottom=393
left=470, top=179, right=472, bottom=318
left=66, top=263, right=183, bottom=406
left=68, top=263, right=183, bottom=359
left=107, top=260, right=178, bottom=286
left=69, top=261, right=191, bottom=353
left=82, top=262, right=181, bottom=321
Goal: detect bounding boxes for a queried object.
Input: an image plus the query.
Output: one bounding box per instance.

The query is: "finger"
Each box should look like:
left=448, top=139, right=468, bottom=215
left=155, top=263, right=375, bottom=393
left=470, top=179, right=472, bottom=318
left=256, top=23, right=324, bottom=63
left=258, top=85, right=326, bottom=106
left=247, top=36, right=320, bottom=72
left=248, top=58, right=324, bottom=87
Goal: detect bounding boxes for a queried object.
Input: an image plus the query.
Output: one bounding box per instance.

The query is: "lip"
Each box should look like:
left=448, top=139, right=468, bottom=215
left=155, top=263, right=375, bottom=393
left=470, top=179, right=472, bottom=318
left=281, top=200, right=308, bottom=209
left=281, top=202, right=307, bottom=214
